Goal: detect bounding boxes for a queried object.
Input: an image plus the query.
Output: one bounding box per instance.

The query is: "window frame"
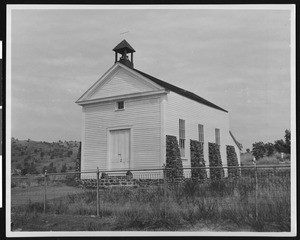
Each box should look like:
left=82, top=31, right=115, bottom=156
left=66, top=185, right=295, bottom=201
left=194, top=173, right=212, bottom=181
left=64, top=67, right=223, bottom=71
left=215, top=128, right=220, bottom=145
left=198, top=124, right=204, bottom=143
left=116, top=101, right=125, bottom=111
left=179, top=119, right=186, bottom=157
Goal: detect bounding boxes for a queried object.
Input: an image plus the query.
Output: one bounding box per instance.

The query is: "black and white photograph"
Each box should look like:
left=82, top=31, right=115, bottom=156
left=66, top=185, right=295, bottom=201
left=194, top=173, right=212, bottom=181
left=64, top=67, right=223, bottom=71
left=6, top=5, right=295, bottom=237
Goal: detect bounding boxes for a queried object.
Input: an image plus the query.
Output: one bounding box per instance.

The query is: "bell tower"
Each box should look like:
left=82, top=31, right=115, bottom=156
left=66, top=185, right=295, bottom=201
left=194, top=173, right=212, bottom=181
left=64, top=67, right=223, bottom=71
left=113, top=40, right=135, bottom=68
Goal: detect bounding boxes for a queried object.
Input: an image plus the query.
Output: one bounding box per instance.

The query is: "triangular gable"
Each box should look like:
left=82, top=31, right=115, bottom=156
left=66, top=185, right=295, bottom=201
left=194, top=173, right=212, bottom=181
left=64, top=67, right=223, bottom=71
left=76, top=63, right=164, bottom=103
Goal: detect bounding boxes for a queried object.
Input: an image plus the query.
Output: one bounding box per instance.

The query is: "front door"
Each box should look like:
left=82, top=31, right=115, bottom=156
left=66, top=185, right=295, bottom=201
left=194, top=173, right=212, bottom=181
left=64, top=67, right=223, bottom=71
left=109, top=129, right=130, bottom=170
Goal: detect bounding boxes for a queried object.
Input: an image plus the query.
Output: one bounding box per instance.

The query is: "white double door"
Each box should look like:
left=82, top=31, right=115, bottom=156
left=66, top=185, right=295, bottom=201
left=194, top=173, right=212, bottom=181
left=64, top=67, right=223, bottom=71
left=109, top=129, right=130, bottom=170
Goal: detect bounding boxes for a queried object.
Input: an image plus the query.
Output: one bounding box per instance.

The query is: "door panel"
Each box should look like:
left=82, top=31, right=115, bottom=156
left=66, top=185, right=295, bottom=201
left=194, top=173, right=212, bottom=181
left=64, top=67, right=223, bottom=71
left=109, top=129, right=130, bottom=170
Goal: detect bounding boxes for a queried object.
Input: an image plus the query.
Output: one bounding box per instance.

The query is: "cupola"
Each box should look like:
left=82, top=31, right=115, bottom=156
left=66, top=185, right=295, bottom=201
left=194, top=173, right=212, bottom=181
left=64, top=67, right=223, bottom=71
left=113, top=40, right=135, bottom=68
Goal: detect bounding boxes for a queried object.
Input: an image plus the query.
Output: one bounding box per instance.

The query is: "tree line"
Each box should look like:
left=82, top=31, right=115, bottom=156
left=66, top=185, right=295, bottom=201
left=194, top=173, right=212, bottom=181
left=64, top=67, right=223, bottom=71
left=246, top=130, right=290, bottom=160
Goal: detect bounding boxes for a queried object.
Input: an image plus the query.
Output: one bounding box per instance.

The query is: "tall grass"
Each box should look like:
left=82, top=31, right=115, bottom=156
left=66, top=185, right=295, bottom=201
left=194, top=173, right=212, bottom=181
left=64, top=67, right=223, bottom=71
left=241, top=152, right=291, bottom=166
left=11, top=174, right=290, bottom=232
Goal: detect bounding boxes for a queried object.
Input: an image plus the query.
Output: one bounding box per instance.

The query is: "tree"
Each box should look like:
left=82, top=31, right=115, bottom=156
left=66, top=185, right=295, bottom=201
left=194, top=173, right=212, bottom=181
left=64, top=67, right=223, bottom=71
left=47, top=162, right=57, bottom=173
left=274, top=139, right=287, bottom=154
left=21, top=161, right=39, bottom=175
left=28, top=162, right=39, bottom=174
left=284, top=129, right=290, bottom=154
left=264, top=142, right=275, bottom=156
left=252, top=141, right=266, bottom=159
left=273, top=129, right=290, bottom=154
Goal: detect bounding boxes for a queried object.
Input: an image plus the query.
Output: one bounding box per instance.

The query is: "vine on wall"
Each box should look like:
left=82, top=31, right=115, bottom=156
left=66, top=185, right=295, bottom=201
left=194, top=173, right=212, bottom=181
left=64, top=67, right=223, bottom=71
left=190, top=139, right=207, bottom=180
left=208, top=142, right=224, bottom=179
left=165, top=135, right=184, bottom=182
left=226, top=145, right=240, bottom=177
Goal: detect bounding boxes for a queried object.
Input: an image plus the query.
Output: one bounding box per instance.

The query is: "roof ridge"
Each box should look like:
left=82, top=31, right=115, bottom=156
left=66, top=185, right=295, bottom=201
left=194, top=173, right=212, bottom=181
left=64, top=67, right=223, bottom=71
left=132, top=67, right=228, bottom=113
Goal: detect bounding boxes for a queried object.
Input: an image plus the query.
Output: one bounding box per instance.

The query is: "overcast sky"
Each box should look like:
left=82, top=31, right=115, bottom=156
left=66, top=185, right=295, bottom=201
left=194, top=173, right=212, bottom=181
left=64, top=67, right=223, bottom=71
left=9, top=6, right=293, bottom=150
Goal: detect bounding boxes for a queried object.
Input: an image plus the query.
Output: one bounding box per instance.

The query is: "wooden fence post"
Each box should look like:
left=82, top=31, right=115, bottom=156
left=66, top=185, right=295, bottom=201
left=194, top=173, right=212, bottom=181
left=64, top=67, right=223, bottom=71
left=162, top=164, right=167, bottom=220
left=27, top=177, right=30, bottom=206
left=253, top=157, right=258, bottom=221
left=43, top=170, right=47, bottom=214
left=96, top=167, right=100, bottom=217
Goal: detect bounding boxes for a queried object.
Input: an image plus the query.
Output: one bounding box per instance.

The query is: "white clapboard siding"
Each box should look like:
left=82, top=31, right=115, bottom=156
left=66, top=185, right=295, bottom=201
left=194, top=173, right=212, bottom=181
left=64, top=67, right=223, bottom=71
left=82, top=96, right=162, bottom=172
left=164, top=92, right=231, bottom=168
left=88, top=68, right=156, bottom=100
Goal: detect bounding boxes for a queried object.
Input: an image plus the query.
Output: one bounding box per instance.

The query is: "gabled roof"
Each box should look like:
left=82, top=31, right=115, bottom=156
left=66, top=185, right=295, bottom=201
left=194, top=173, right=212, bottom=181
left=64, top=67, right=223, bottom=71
left=113, top=40, right=135, bottom=54
left=229, top=131, right=242, bottom=151
left=76, top=61, right=228, bottom=113
left=132, top=68, right=228, bottom=113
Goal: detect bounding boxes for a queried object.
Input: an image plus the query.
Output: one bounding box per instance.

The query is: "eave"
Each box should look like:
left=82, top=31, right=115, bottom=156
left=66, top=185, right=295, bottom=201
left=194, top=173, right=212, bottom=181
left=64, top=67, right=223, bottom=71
left=76, top=89, right=168, bottom=106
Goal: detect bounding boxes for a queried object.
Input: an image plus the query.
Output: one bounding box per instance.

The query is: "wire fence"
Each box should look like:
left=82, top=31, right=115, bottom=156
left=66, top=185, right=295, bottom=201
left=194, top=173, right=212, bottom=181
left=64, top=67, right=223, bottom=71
left=11, top=164, right=291, bottom=226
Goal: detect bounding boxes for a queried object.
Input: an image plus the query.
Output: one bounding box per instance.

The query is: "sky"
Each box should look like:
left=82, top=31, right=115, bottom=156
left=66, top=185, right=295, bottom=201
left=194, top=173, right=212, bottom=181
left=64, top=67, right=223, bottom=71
left=8, top=6, right=293, bottom=150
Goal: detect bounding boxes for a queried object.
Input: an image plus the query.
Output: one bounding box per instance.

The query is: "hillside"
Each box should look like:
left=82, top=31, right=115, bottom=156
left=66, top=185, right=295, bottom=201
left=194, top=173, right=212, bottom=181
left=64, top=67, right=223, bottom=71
left=11, top=138, right=80, bottom=175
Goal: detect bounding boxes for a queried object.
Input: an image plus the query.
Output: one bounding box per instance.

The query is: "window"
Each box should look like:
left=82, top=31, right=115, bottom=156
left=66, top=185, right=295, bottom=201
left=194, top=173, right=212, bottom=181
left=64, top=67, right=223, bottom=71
left=215, top=128, right=220, bottom=145
left=116, top=101, right=124, bottom=110
left=198, top=124, right=204, bottom=143
left=179, top=119, right=185, bottom=157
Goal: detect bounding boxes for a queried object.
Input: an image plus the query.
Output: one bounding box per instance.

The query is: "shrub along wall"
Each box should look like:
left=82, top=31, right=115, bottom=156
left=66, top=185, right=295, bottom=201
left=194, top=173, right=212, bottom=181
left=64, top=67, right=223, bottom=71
left=208, top=143, right=224, bottom=179
left=226, top=145, right=240, bottom=177
left=190, top=140, right=207, bottom=180
left=75, top=142, right=81, bottom=181
left=165, top=135, right=184, bottom=182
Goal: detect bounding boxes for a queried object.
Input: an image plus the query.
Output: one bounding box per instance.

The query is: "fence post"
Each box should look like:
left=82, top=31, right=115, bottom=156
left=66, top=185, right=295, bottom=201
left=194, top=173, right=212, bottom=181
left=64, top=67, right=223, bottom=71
left=43, top=170, right=47, bottom=214
left=253, top=157, right=258, bottom=221
left=27, top=177, right=30, bottom=206
left=162, top=164, right=167, bottom=220
left=96, top=167, right=100, bottom=217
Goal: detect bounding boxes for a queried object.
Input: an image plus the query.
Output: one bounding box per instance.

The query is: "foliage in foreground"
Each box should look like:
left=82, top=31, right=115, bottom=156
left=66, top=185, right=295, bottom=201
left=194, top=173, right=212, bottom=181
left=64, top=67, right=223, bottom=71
left=12, top=175, right=290, bottom=232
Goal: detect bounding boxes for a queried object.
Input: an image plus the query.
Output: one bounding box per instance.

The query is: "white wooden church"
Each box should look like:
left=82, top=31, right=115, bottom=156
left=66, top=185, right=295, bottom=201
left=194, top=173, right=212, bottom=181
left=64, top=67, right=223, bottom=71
left=76, top=40, right=241, bottom=176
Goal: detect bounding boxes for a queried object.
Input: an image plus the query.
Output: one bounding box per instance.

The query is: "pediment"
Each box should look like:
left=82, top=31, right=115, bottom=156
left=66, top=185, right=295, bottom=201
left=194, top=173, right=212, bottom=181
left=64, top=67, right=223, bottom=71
left=77, top=63, right=164, bottom=103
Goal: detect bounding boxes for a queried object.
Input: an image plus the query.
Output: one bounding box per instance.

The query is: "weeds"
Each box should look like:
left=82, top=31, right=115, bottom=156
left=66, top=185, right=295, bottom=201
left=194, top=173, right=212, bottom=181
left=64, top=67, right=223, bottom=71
left=12, top=173, right=291, bottom=232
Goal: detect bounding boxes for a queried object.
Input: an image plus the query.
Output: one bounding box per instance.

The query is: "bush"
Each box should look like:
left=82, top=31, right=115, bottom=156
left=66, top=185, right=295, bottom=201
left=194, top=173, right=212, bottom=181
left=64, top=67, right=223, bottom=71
left=208, top=143, right=223, bottom=179
left=165, top=135, right=184, bottom=182
left=65, top=173, right=78, bottom=187
left=190, top=140, right=207, bottom=180
left=126, top=170, right=133, bottom=179
left=75, top=142, right=81, bottom=180
left=264, top=142, right=275, bottom=156
left=101, top=172, right=108, bottom=179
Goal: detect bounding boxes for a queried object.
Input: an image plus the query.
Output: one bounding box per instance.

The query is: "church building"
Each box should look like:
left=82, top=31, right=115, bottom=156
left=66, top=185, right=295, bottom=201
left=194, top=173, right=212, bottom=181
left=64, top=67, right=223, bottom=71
left=76, top=40, right=241, bottom=177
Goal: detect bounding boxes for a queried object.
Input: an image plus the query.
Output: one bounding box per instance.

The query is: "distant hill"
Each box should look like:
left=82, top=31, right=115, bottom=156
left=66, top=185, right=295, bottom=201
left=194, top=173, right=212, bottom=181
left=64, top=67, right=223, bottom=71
left=11, top=138, right=80, bottom=175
